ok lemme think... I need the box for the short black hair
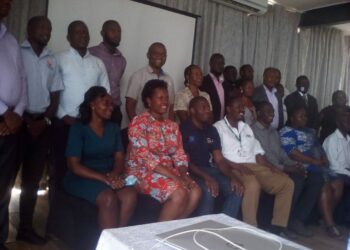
[225,96,242,107]
[288,104,306,120]
[224,65,237,73]
[254,101,272,112]
[239,64,252,72]
[67,20,86,36]
[263,67,276,76]
[141,79,168,108]
[296,75,308,84]
[189,96,208,110]
[209,53,224,63]
[332,90,346,103]
[240,79,254,87]
[27,16,50,31]
[79,86,108,124]
[102,20,119,30]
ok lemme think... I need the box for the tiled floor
[5,185,349,250]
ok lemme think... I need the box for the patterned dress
[126,111,188,202]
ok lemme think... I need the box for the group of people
[1,1,350,249]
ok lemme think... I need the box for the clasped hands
[104,172,125,190]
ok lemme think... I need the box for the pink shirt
[209,73,225,119]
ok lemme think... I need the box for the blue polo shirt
[180,119,221,169]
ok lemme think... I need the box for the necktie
[303,94,308,106]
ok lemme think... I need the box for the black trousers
[0,133,21,244]
[47,118,70,233]
[19,125,50,230]
[289,171,324,222]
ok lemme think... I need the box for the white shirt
[263,85,279,129]
[21,40,63,113]
[214,117,265,163]
[126,65,175,116]
[323,129,350,176]
[56,48,110,118]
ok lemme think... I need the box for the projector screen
[47,0,197,128]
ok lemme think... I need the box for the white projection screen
[47,0,197,128]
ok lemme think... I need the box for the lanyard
[224,117,241,143]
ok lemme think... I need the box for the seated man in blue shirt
[180,96,243,217]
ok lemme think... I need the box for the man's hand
[284,164,307,177]
[4,110,22,133]
[27,119,46,137]
[204,175,219,197]
[0,122,11,136]
[230,176,244,196]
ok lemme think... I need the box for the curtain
[4,0,347,108]
[149,0,347,108]
[4,0,47,42]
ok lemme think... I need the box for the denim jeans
[192,166,241,218]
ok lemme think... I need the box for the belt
[24,112,45,121]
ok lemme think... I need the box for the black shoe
[0,244,8,250]
[289,219,313,237]
[17,229,47,245]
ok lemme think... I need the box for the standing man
[125,42,175,121]
[252,67,284,130]
[0,0,27,249]
[235,64,254,88]
[284,76,318,128]
[18,16,63,245]
[90,20,126,126]
[52,20,109,194]
[200,53,230,123]
[180,96,243,217]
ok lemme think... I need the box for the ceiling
[274,0,349,12]
[274,0,350,34]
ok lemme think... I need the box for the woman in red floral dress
[126,79,202,221]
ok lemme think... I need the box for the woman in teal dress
[64,86,137,229]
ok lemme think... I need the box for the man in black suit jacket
[252,67,284,130]
[200,53,230,123]
[284,76,318,128]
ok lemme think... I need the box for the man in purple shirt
[0,0,28,249]
[90,20,126,126]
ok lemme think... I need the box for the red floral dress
[126,112,188,202]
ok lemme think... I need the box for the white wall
[48,0,196,127]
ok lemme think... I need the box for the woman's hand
[105,172,125,190]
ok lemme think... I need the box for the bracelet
[44,117,52,126]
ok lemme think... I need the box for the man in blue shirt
[180,96,243,217]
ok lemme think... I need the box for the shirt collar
[147,65,165,76]
[0,23,7,39]
[255,121,271,130]
[263,84,276,94]
[298,91,307,97]
[224,116,245,133]
[98,42,122,56]
[209,72,224,83]
[70,47,90,58]
[335,129,350,141]
[21,40,50,58]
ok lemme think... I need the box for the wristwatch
[44,117,52,126]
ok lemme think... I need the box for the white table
[96,214,310,250]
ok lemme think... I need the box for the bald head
[147,42,167,71]
[101,20,121,47]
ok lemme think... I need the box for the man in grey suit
[252,67,284,130]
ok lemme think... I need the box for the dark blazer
[252,84,284,130]
[200,74,231,123]
[284,91,318,128]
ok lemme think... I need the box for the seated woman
[126,79,202,221]
[322,110,350,237]
[174,64,213,123]
[240,79,256,126]
[64,86,137,229]
[279,106,342,237]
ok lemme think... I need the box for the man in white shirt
[19,16,63,245]
[52,20,109,194]
[322,110,350,236]
[214,97,294,236]
[125,42,175,121]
